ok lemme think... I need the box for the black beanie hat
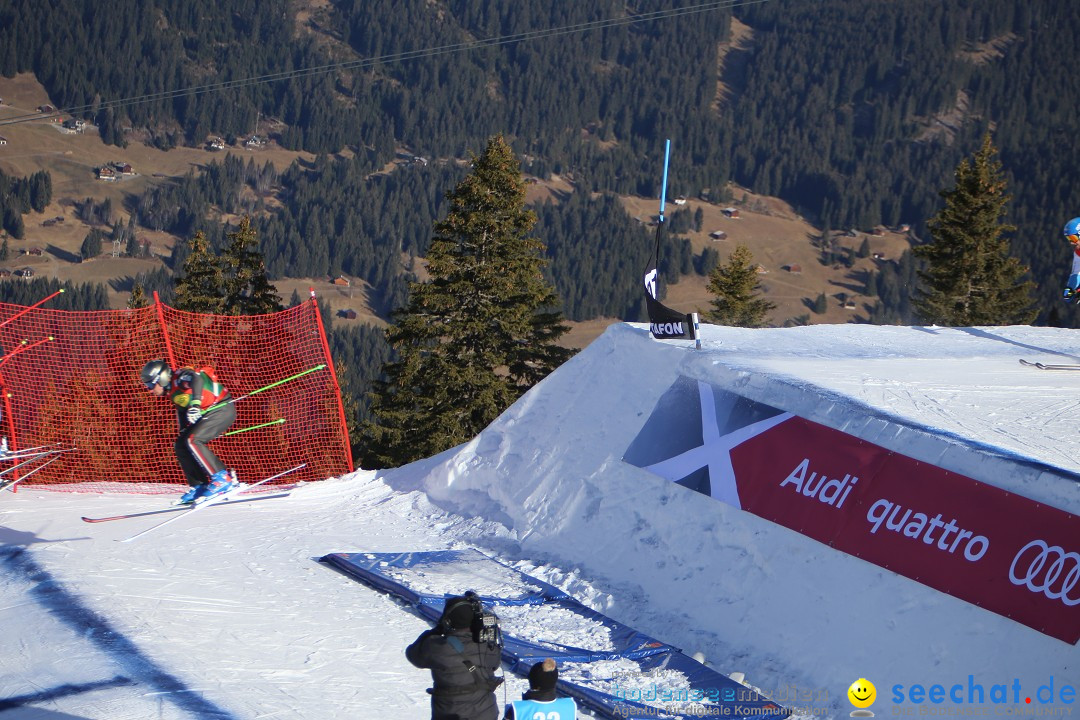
[442,596,475,630]
[528,658,558,691]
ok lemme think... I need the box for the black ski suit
[406,627,502,720]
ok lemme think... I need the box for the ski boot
[177,484,204,505]
[198,469,238,502]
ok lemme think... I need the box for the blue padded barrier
[319,549,788,720]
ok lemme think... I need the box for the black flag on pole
[644,269,697,340]
[643,140,697,342]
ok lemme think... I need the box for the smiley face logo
[848,678,876,709]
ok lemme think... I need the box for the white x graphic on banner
[643,380,792,509]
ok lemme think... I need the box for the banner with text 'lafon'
[623,377,1080,644]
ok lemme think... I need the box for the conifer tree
[80,229,103,260]
[335,357,362,456]
[362,135,571,468]
[127,281,149,309]
[173,231,225,313]
[222,216,281,316]
[914,134,1036,326]
[705,244,775,327]
[128,215,138,252]
[124,225,140,257]
[29,170,51,213]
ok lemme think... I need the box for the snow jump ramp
[384,322,1078,719]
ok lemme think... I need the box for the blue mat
[320,549,788,720]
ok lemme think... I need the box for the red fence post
[310,291,354,473]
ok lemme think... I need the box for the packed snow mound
[388,322,1078,719]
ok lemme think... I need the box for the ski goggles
[1067,233,1080,245]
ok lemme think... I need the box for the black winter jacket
[406,628,503,720]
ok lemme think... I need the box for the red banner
[729,416,1080,644]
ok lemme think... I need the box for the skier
[140,360,238,504]
[406,594,503,720]
[1062,217,1080,303]
[504,658,577,720]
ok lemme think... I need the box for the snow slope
[0,322,1077,720]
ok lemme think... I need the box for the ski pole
[203,364,326,415]
[225,418,286,436]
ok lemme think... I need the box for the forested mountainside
[1,0,1078,323]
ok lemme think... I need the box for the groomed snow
[0,322,1076,720]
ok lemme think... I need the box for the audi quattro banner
[624,377,1080,644]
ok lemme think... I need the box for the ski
[0,455,62,493]
[0,475,24,492]
[82,492,291,523]
[1,441,75,458]
[117,463,306,543]
[0,448,74,478]
[1019,359,1080,370]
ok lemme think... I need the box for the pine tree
[128,215,138,253]
[335,357,362,456]
[80,229,103,260]
[362,135,572,468]
[127,281,149,309]
[705,244,775,327]
[173,231,225,313]
[914,134,1036,326]
[123,221,141,257]
[29,171,51,213]
[222,216,281,316]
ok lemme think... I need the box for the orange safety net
[0,294,353,493]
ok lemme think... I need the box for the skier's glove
[1065,274,1080,304]
[186,406,202,424]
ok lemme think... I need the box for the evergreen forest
[2,0,1080,432]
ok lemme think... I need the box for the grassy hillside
[0,73,912,347]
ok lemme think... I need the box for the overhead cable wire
[0,0,770,128]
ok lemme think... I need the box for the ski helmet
[1064,217,1080,244]
[140,359,172,390]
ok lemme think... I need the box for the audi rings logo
[1009,540,1080,606]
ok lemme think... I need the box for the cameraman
[406,594,503,720]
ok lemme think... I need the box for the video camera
[440,591,503,649]
[465,591,502,649]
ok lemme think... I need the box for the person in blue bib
[505,658,577,720]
